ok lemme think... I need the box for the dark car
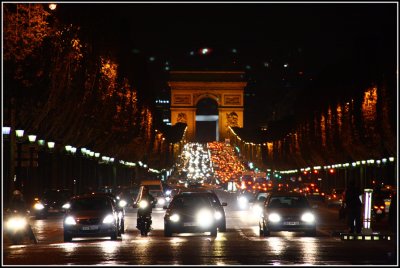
[63,193,121,242]
[164,192,220,237]
[178,189,227,232]
[33,189,72,219]
[259,192,317,237]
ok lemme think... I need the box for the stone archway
[169,71,246,141]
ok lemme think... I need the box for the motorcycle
[5,209,37,244]
[136,199,155,236]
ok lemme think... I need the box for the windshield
[170,195,212,209]
[268,196,310,208]
[71,197,112,211]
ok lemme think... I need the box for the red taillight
[380,206,385,209]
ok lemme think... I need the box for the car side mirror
[163,205,168,209]
[221,202,227,206]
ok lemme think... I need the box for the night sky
[56,2,397,127]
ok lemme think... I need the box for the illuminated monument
[168,71,246,142]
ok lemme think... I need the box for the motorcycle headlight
[119,200,127,207]
[301,212,315,223]
[196,209,213,227]
[65,216,76,225]
[7,217,27,230]
[103,214,115,224]
[268,213,281,223]
[62,203,71,209]
[34,202,45,210]
[165,190,172,196]
[165,196,171,202]
[214,211,222,220]
[158,198,166,205]
[238,196,248,209]
[170,214,180,222]
[139,200,148,209]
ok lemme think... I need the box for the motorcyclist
[8,190,38,244]
[136,186,156,231]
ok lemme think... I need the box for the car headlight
[214,211,222,220]
[6,217,27,230]
[34,202,45,210]
[252,204,263,216]
[268,213,281,223]
[170,214,180,222]
[158,198,166,205]
[196,209,214,227]
[62,203,70,209]
[139,200,149,209]
[103,214,115,224]
[64,216,76,225]
[119,200,127,207]
[301,212,315,223]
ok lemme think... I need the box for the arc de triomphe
[168,71,247,141]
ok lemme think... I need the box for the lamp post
[15,129,25,191]
[47,141,55,188]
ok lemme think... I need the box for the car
[178,189,227,232]
[63,193,121,242]
[259,192,317,237]
[163,192,220,237]
[33,189,73,219]
[325,188,344,207]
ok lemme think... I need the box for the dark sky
[56,2,397,126]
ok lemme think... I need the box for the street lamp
[28,135,37,143]
[3,126,11,135]
[49,3,57,10]
[16,129,24,139]
[47,141,55,150]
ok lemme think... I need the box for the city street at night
[2,1,398,267]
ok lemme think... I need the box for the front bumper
[64,224,117,238]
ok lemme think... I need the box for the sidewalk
[331,217,397,237]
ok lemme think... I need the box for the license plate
[183,222,197,227]
[48,208,59,213]
[283,221,299,225]
[376,210,382,214]
[82,225,99,230]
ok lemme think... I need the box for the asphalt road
[3,190,397,265]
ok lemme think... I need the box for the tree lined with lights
[4,3,157,163]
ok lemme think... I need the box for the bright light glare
[196,209,213,227]
[65,216,76,225]
[119,200,127,207]
[268,213,281,223]
[34,203,45,210]
[103,214,115,224]
[62,203,71,209]
[301,212,315,223]
[170,214,180,222]
[7,217,27,230]
[139,200,149,209]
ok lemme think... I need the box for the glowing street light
[49,3,57,10]
[15,129,24,138]
[28,135,37,143]
[47,141,55,149]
